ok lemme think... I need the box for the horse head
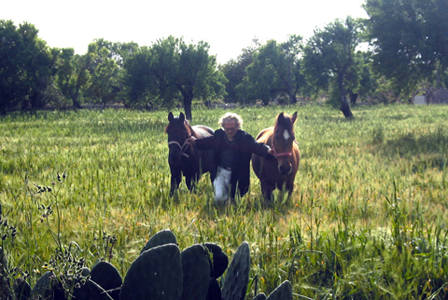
[166,112,193,167]
[272,112,298,175]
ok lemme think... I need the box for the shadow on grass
[372,126,448,171]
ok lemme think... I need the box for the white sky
[2,0,368,64]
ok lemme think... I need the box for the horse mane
[185,120,196,138]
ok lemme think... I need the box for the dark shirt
[196,129,270,198]
[219,138,236,170]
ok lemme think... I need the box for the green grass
[1,104,448,299]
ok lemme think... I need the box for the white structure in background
[413,89,448,105]
[414,95,427,105]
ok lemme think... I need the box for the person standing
[190,112,274,204]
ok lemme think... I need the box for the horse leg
[186,171,200,193]
[170,171,182,197]
[261,180,274,203]
[285,180,294,199]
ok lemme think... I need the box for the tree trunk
[72,92,82,109]
[340,96,354,119]
[183,95,193,121]
[288,90,297,104]
[349,92,358,104]
[338,74,354,119]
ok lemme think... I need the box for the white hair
[218,112,243,129]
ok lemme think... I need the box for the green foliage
[55,46,95,108]
[176,39,227,120]
[124,37,227,120]
[0,20,55,112]
[303,17,363,117]
[84,41,121,105]
[364,0,448,93]
[240,36,305,105]
[219,44,256,103]
[0,105,448,299]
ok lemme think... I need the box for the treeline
[1,0,447,119]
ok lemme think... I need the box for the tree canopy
[364,0,448,93]
[0,20,55,112]
[303,17,363,118]
[2,4,448,116]
[239,35,305,105]
[124,36,226,120]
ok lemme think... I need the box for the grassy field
[1,104,448,299]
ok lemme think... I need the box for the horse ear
[179,112,185,122]
[291,111,298,124]
[168,112,174,122]
[277,112,285,123]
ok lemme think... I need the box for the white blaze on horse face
[283,129,290,141]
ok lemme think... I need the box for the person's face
[223,119,238,140]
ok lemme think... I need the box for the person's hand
[266,147,276,160]
[186,136,196,145]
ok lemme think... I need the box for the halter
[272,145,292,158]
[271,137,298,158]
[168,139,191,158]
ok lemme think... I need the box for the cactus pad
[221,241,250,300]
[73,278,114,300]
[180,244,211,300]
[206,278,222,300]
[140,229,177,254]
[266,280,292,300]
[120,243,183,300]
[252,293,267,300]
[90,261,122,300]
[14,278,31,300]
[31,271,53,299]
[204,242,228,279]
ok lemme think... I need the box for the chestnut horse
[165,112,214,196]
[252,112,300,202]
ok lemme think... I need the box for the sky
[2,0,368,65]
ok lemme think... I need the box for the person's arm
[245,133,272,157]
[195,135,215,150]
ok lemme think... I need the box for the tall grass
[1,104,448,299]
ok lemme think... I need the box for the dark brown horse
[165,112,214,196]
[252,112,300,202]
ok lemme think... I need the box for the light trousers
[213,167,232,203]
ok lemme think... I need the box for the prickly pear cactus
[252,293,267,300]
[206,278,221,300]
[73,278,114,300]
[120,243,183,300]
[0,247,7,271]
[181,244,211,300]
[80,267,91,277]
[14,278,31,300]
[266,280,292,300]
[90,261,122,300]
[31,271,53,299]
[140,229,177,254]
[204,243,228,279]
[221,241,250,300]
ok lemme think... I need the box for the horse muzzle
[278,164,292,175]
